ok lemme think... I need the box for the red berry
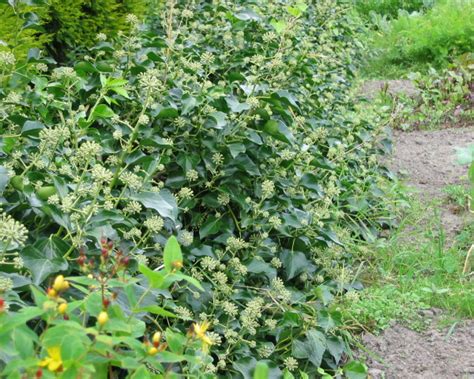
[35,369,43,379]
[102,298,111,308]
[107,240,114,249]
[121,256,130,266]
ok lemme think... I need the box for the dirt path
[360,107,474,378]
[390,128,474,240]
[361,80,474,379]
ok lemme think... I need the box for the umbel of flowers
[0,0,392,377]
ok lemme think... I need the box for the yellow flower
[192,321,213,353]
[39,346,63,372]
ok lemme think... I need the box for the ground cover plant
[0,0,397,378]
[379,63,473,130]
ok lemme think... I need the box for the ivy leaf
[263,120,294,144]
[200,216,223,238]
[21,120,44,136]
[234,9,261,21]
[22,238,69,285]
[292,330,327,368]
[228,143,246,158]
[131,189,178,222]
[157,107,179,119]
[163,236,183,273]
[92,104,116,119]
[207,111,227,129]
[280,250,309,280]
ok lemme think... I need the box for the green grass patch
[340,196,474,333]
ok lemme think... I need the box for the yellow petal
[39,357,51,367]
[48,359,62,372]
[201,335,213,346]
[47,346,62,361]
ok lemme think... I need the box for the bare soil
[389,127,474,239]
[360,79,419,99]
[362,316,474,379]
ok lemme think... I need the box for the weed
[341,196,474,334]
[444,184,470,211]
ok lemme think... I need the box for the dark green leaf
[263,120,294,144]
[21,238,69,285]
[131,190,178,222]
[292,329,326,368]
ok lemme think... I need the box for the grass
[360,0,474,78]
[340,193,474,334]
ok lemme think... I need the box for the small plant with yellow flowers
[0,237,210,377]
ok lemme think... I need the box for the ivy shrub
[0,0,392,377]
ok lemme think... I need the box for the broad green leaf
[263,120,294,144]
[280,250,310,280]
[130,366,151,379]
[200,216,223,238]
[0,307,44,334]
[21,120,44,136]
[131,190,178,222]
[21,238,69,285]
[166,329,186,353]
[42,323,90,364]
[228,143,246,158]
[92,104,115,119]
[163,236,183,273]
[344,361,368,379]
[167,272,204,291]
[292,329,326,368]
[139,264,165,289]
[157,107,179,119]
[254,362,269,379]
[234,9,261,21]
[134,305,176,318]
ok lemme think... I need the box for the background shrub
[353,0,430,19]
[0,0,148,62]
[367,0,474,73]
[0,2,50,60]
